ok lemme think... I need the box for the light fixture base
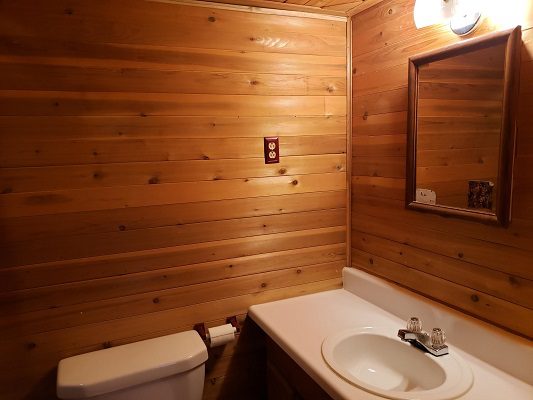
[450,10,482,36]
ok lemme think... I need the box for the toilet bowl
[57,330,208,400]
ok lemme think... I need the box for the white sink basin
[322,327,473,400]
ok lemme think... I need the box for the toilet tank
[57,330,208,400]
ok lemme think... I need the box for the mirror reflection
[415,43,505,212]
[407,27,521,225]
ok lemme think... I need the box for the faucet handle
[431,328,446,348]
[407,317,422,332]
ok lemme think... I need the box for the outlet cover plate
[264,137,279,164]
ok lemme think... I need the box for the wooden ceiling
[186,0,385,16]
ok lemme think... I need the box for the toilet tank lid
[56,330,208,399]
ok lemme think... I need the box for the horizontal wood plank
[0,64,346,96]
[1,208,346,267]
[0,115,346,141]
[1,134,346,167]
[352,250,533,337]
[0,91,346,117]
[0,0,347,56]
[1,191,346,242]
[0,262,343,338]
[0,244,346,314]
[0,154,347,193]
[0,172,346,217]
[0,226,347,290]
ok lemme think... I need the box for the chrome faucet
[397,317,449,357]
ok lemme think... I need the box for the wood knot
[140,112,147,117]
[202,155,210,160]
[352,68,357,74]
[1,187,12,194]
[458,252,464,258]
[279,168,287,175]
[208,16,216,22]
[362,112,369,120]
[508,276,520,287]
[65,8,74,15]
[261,282,267,288]
[369,258,374,265]
[118,225,126,231]
[148,176,160,184]
[470,294,479,302]
[26,342,37,350]
[153,297,160,304]
[93,171,103,180]
[53,101,59,107]
[327,86,335,93]
[228,264,233,268]
[388,8,393,14]
[291,179,298,186]
[296,269,302,274]
[336,165,342,170]
[92,151,99,156]
[250,80,259,85]
[249,37,256,41]
[103,341,112,349]
[262,224,267,228]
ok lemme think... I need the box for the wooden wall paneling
[0,1,347,55]
[1,135,347,167]
[1,208,347,267]
[0,154,347,193]
[0,226,347,291]
[0,64,347,95]
[351,0,533,338]
[351,230,533,308]
[0,191,346,242]
[0,262,344,339]
[0,0,348,398]
[352,248,533,337]
[0,172,346,218]
[0,40,348,75]
[0,244,346,314]
[352,194,533,251]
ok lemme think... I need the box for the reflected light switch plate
[416,188,436,205]
[264,137,279,164]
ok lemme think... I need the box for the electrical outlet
[264,137,279,164]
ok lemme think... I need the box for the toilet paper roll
[207,323,236,348]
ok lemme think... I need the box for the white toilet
[56,330,208,400]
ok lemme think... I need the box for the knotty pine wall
[351,0,533,338]
[0,1,348,398]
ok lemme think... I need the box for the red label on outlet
[264,137,279,164]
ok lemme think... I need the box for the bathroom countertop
[249,268,533,400]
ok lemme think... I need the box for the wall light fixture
[414,0,483,35]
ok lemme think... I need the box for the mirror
[406,27,522,226]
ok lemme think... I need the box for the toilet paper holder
[194,315,241,342]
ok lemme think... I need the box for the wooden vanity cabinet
[266,337,334,400]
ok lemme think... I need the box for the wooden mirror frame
[406,26,522,226]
